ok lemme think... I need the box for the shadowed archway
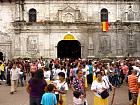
[57,40,81,59]
[0,52,3,61]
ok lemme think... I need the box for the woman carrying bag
[91,71,109,105]
[53,72,68,105]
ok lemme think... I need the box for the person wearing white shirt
[53,72,68,105]
[132,65,140,76]
[82,65,88,89]
[85,64,89,75]
[91,71,108,105]
[38,62,42,69]
[53,66,61,80]
[44,67,51,84]
[10,64,20,94]
[101,70,113,91]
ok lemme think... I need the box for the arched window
[101,8,108,22]
[29,8,37,22]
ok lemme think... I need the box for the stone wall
[0,3,15,60]
[0,1,140,59]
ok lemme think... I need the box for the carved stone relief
[56,5,82,22]
[99,35,111,55]
[27,36,39,54]
[121,5,137,21]
[127,28,137,54]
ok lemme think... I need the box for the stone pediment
[55,6,83,22]
[62,5,75,12]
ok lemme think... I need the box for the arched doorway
[0,52,3,61]
[57,40,81,59]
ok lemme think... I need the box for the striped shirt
[128,74,138,93]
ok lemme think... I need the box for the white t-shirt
[54,80,68,95]
[10,68,20,80]
[93,68,100,76]
[138,76,140,83]
[38,63,42,69]
[44,71,51,80]
[53,68,61,80]
[73,97,84,105]
[91,80,107,97]
[132,66,140,76]
[102,75,110,89]
[82,68,87,77]
[85,65,89,75]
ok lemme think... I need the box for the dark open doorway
[57,40,81,59]
[0,52,3,61]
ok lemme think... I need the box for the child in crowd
[73,91,84,105]
[41,84,57,105]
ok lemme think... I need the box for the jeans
[30,96,41,105]
[0,71,6,80]
[112,77,120,87]
[6,73,11,85]
[19,74,24,86]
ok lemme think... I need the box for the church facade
[0,0,140,60]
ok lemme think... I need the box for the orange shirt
[128,74,138,93]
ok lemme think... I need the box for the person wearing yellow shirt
[0,62,6,81]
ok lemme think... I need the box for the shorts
[131,93,138,104]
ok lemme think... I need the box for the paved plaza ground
[0,81,129,105]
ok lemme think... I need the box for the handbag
[100,89,109,99]
[100,80,109,99]
[58,82,66,105]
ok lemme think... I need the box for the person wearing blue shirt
[41,84,57,105]
[87,61,93,85]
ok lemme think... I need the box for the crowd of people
[0,57,140,105]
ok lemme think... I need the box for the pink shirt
[121,65,128,75]
[70,68,74,77]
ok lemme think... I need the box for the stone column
[58,10,62,21]
[15,0,21,21]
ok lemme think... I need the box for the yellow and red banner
[102,21,109,32]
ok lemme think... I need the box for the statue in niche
[127,5,135,21]
[128,10,134,21]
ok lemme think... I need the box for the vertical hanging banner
[101,8,109,32]
[102,21,109,32]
